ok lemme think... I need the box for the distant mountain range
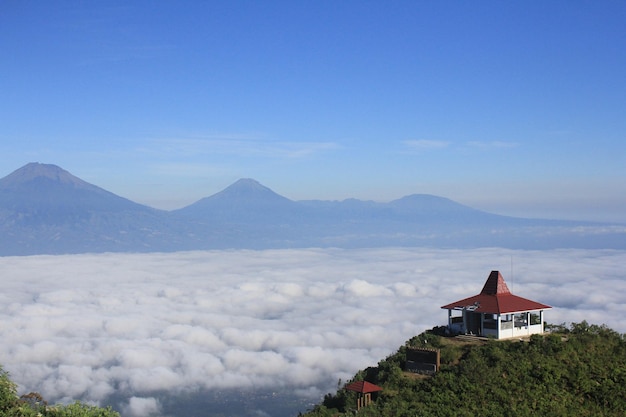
[1,163,624,255]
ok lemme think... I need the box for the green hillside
[301,322,626,417]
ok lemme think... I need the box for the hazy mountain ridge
[1,163,624,255]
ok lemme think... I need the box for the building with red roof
[345,381,382,410]
[441,270,551,339]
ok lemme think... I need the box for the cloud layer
[1,248,625,416]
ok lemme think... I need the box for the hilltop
[302,322,626,417]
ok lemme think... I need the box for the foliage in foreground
[303,322,626,417]
[0,369,119,417]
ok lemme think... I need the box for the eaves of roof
[441,293,551,314]
[345,380,383,394]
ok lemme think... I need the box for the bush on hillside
[0,366,119,417]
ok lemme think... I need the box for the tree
[0,366,19,413]
[0,365,120,417]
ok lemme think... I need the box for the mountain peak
[0,162,150,216]
[173,178,295,219]
[0,162,90,189]
[214,178,292,202]
[229,178,266,190]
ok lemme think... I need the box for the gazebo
[441,270,551,339]
[345,380,383,410]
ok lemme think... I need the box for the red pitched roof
[345,380,383,393]
[480,270,511,295]
[440,271,551,314]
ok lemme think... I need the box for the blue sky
[1,1,625,222]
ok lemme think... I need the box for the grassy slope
[302,322,626,417]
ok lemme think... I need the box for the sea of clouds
[1,248,625,416]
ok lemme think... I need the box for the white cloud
[146,136,339,159]
[0,248,624,416]
[403,139,450,150]
[122,397,162,417]
[467,140,519,149]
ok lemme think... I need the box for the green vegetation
[302,322,626,417]
[0,367,119,417]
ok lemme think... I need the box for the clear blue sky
[1,1,625,222]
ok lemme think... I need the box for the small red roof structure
[345,380,383,394]
[345,380,383,410]
[440,270,551,314]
